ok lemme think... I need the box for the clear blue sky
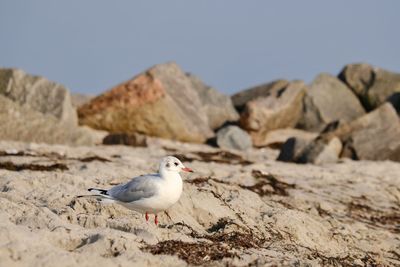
[1,1,399,95]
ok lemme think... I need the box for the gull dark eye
[174,162,179,166]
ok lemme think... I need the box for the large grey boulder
[285,103,400,163]
[328,103,400,161]
[297,73,365,132]
[187,74,239,129]
[216,125,252,151]
[277,137,313,163]
[387,93,400,114]
[261,128,318,149]
[0,95,103,145]
[0,68,77,126]
[339,63,400,111]
[237,80,306,146]
[337,63,374,107]
[78,62,214,143]
[103,132,147,147]
[231,79,289,111]
[277,136,342,165]
[298,137,342,165]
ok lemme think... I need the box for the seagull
[85,156,193,225]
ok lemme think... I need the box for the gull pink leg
[154,215,158,225]
[145,212,149,222]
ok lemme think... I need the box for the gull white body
[119,171,183,214]
[86,156,192,224]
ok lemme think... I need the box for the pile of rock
[230,63,399,163]
[1,62,399,163]
[232,80,306,146]
[276,64,400,164]
[0,68,105,146]
[1,140,399,266]
[77,62,241,147]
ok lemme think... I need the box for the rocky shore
[0,140,399,266]
[0,62,400,266]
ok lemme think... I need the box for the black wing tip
[88,188,108,195]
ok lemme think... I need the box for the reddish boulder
[236,80,306,146]
[78,62,213,143]
[339,63,400,110]
[297,73,365,132]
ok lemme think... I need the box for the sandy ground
[0,139,399,266]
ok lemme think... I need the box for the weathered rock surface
[238,81,306,146]
[0,68,77,126]
[0,140,399,266]
[231,79,289,111]
[277,136,310,163]
[299,137,342,164]
[339,63,400,110]
[71,93,93,108]
[327,103,400,161]
[0,95,104,146]
[297,73,365,132]
[78,62,213,143]
[337,63,374,106]
[188,74,239,129]
[103,133,148,147]
[277,135,342,165]
[388,92,400,114]
[216,125,252,151]
[254,128,318,148]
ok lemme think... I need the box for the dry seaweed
[206,231,265,250]
[186,176,231,187]
[250,170,295,196]
[186,177,211,186]
[389,250,400,262]
[172,150,253,165]
[76,156,111,162]
[187,173,295,197]
[347,201,400,233]
[239,181,276,197]
[195,151,253,165]
[207,217,233,233]
[237,170,295,196]
[0,150,110,163]
[0,150,64,158]
[315,204,333,218]
[0,161,68,171]
[145,219,265,265]
[0,151,32,157]
[143,240,235,265]
[308,250,381,267]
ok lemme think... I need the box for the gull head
[159,156,193,173]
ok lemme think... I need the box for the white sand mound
[0,140,399,266]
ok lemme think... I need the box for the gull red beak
[181,167,193,173]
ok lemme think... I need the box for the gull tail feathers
[77,188,115,204]
[88,188,108,195]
